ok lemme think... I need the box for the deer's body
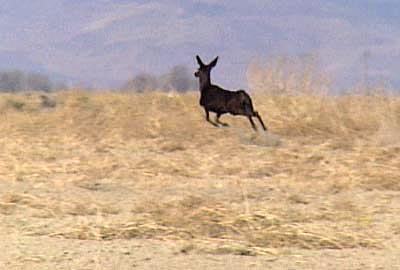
[195,55,267,131]
[200,86,252,115]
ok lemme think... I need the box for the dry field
[0,90,400,269]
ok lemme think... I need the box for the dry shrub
[50,196,379,252]
[266,94,400,139]
[360,168,400,191]
[246,57,400,140]
[247,54,331,96]
[0,92,57,113]
[0,202,17,215]
[1,88,398,142]
[238,129,282,147]
[1,193,46,209]
[0,89,396,256]
[374,114,400,146]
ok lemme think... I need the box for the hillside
[0,91,399,269]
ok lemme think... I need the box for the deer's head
[194,55,218,84]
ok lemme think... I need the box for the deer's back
[200,85,252,115]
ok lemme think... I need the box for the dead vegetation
[0,88,399,263]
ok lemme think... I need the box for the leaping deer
[194,55,267,131]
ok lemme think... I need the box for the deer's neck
[199,75,211,91]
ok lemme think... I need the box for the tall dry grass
[247,55,400,144]
[0,66,399,257]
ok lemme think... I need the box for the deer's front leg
[215,113,229,127]
[205,109,218,127]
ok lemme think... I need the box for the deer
[194,55,267,131]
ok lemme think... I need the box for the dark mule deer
[194,55,267,131]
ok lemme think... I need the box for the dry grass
[0,89,399,259]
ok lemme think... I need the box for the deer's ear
[196,55,205,67]
[209,56,218,68]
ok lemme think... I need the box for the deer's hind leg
[248,116,257,130]
[254,111,267,131]
[215,113,229,127]
[205,109,218,127]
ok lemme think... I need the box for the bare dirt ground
[0,91,400,269]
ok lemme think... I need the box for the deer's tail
[238,90,255,116]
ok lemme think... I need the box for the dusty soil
[0,91,400,269]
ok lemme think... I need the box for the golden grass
[0,90,399,256]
